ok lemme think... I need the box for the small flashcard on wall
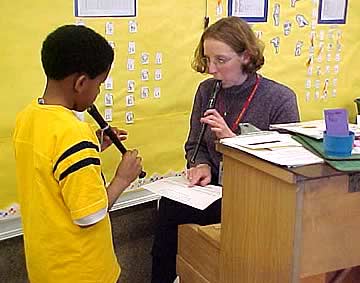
[333,78,337,87]
[127,58,135,71]
[125,111,134,124]
[104,77,113,90]
[273,3,280,26]
[128,20,138,33]
[216,0,223,18]
[154,69,162,81]
[105,22,114,35]
[104,93,113,106]
[141,69,149,81]
[296,14,308,28]
[141,87,150,99]
[315,90,320,100]
[283,21,292,36]
[154,87,161,98]
[141,52,150,65]
[294,41,303,56]
[128,41,136,54]
[291,0,298,7]
[126,94,135,106]
[326,53,331,62]
[155,52,163,65]
[307,66,313,76]
[325,65,330,74]
[104,108,113,122]
[127,80,135,92]
[270,37,280,54]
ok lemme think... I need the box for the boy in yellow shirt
[13,25,142,283]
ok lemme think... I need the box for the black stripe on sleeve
[59,157,100,181]
[53,141,99,173]
[101,172,107,186]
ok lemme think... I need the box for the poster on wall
[318,0,348,24]
[74,0,137,17]
[228,0,268,22]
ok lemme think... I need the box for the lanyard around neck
[231,74,261,131]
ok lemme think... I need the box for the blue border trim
[228,0,268,23]
[74,0,137,18]
[318,0,348,24]
[74,0,79,17]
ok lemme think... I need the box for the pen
[248,140,281,146]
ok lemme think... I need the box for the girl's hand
[200,109,236,139]
[186,164,211,186]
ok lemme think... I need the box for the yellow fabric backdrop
[0,0,360,213]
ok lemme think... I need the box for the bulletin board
[0,0,360,223]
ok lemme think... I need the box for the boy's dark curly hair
[41,25,114,80]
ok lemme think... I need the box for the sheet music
[221,132,323,167]
[141,176,222,210]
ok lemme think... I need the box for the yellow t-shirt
[13,100,120,283]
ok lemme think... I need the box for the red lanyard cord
[231,74,261,132]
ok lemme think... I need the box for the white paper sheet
[270,120,360,140]
[226,131,301,149]
[75,0,136,17]
[231,0,266,18]
[320,0,347,21]
[141,176,222,210]
[221,132,323,167]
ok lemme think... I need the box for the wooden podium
[177,143,360,283]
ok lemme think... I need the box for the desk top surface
[217,143,350,183]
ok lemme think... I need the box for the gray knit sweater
[184,73,300,184]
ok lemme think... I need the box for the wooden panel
[178,224,220,283]
[301,176,360,277]
[198,224,221,249]
[217,143,296,184]
[300,273,327,283]
[219,154,299,283]
[177,255,210,283]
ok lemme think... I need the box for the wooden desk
[177,143,360,283]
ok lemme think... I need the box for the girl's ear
[73,74,88,93]
[240,50,251,65]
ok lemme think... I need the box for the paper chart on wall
[75,0,136,17]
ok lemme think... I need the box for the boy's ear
[73,74,88,93]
